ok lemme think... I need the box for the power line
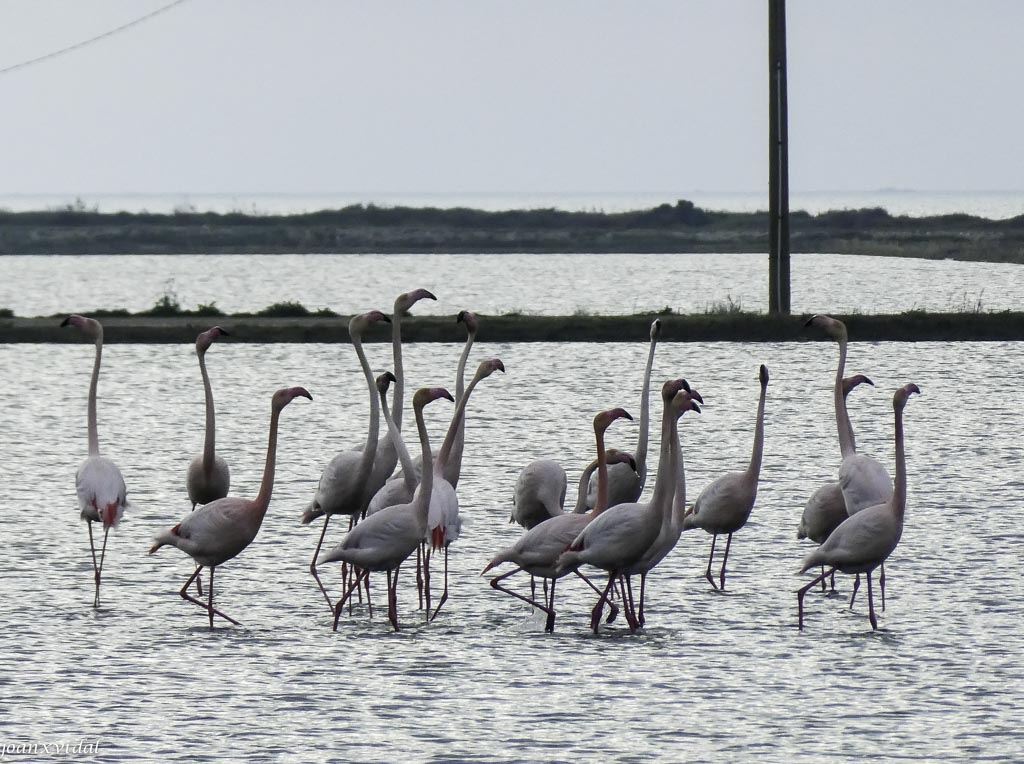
[0,0,190,77]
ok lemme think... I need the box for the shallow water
[0,337,1020,761]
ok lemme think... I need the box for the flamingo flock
[62,304,919,634]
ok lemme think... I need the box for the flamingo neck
[414,404,434,527]
[87,338,102,457]
[449,328,476,482]
[253,406,283,514]
[381,390,416,492]
[198,350,217,471]
[670,409,686,528]
[834,336,855,458]
[633,333,657,483]
[893,406,907,522]
[353,333,380,490]
[747,383,767,479]
[436,372,480,475]
[391,310,405,431]
[572,458,601,513]
[647,397,676,517]
[588,427,611,517]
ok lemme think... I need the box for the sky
[1,1,1022,196]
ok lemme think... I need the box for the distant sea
[1,190,1022,219]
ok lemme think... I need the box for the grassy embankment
[2,200,1021,341]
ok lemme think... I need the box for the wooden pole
[768,0,791,314]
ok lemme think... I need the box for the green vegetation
[1,200,1023,263]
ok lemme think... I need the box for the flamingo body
[512,460,567,528]
[76,455,127,527]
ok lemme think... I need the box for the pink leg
[387,566,400,631]
[488,567,555,632]
[622,575,639,631]
[638,572,648,626]
[797,567,833,630]
[573,570,620,624]
[590,575,617,634]
[308,516,334,612]
[429,545,450,622]
[718,533,733,590]
[849,574,861,609]
[705,534,719,590]
[867,570,878,630]
[178,566,239,626]
[332,568,366,631]
[879,562,887,611]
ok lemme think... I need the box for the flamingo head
[413,386,454,411]
[804,314,847,342]
[673,389,701,416]
[650,318,662,340]
[593,407,633,434]
[893,383,921,410]
[759,364,770,387]
[61,314,103,343]
[376,371,397,395]
[349,310,391,337]
[842,373,874,397]
[457,309,479,334]
[661,378,689,403]
[196,325,229,354]
[273,386,313,410]
[395,288,437,316]
[474,358,505,380]
[605,448,638,474]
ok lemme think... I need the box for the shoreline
[2,202,1023,263]
[5,312,1022,343]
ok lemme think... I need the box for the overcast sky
[1,1,1022,196]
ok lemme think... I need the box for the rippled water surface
[1,338,1021,761]
[1,252,1021,318]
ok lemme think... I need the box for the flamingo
[483,408,636,632]
[320,387,453,631]
[365,373,418,518]
[586,318,661,509]
[442,309,478,489]
[798,374,874,592]
[62,314,128,608]
[807,315,894,603]
[681,364,769,591]
[423,358,506,620]
[186,326,231,510]
[797,383,920,631]
[370,288,437,491]
[511,460,568,529]
[629,384,703,626]
[150,386,312,628]
[556,379,695,633]
[301,310,391,610]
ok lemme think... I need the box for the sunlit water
[1,338,1021,761]
[1,251,1021,318]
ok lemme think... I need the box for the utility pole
[768,0,791,314]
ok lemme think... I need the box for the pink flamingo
[186,326,231,510]
[62,314,128,608]
[482,407,635,632]
[150,386,312,628]
[301,310,390,611]
[797,383,920,631]
[320,387,453,631]
[681,365,769,591]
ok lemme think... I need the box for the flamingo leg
[429,545,450,622]
[178,566,239,626]
[718,533,733,590]
[622,575,639,631]
[879,562,886,611]
[590,575,617,634]
[849,574,861,609]
[387,566,400,631]
[637,572,648,627]
[867,570,878,630]
[705,534,720,590]
[415,545,424,610]
[86,520,108,608]
[364,569,372,619]
[308,515,334,612]
[819,564,827,592]
[332,568,366,631]
[572,570,620,624]
[488,567,555,632]
[797,567,833,630]
[422,544,433,617]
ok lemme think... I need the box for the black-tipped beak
[691,402,701,414]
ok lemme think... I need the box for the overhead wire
[0,0,190,77]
